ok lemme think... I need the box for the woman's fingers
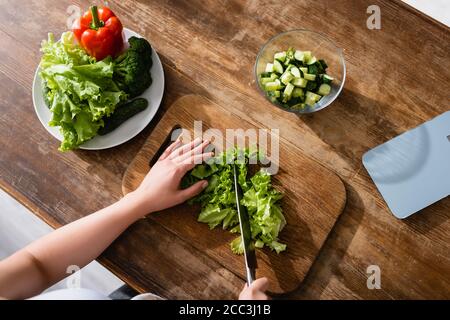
[179,152,214,172]
[178,180,209,202]
[159,139,182,161]
[169,138,202,160]
[176,139,210,163]
[250,277,269,292]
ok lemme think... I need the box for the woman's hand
[239,277,270,300]
[128,138,213,216]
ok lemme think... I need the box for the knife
[232,163,257,285]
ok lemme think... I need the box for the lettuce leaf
[183,148,287,254]
[39,32,127,151]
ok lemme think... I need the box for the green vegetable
[305,91,322,106]
[273,60,284,74]
[39,32,127,151]
[98,98,148,135]
[42,80,52,108]
[317,83,331,96]
[113,36,153,98]
[274,51,286,62]
[259,48,333,110]
[182,149,287,254]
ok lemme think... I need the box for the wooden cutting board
[122,95,346,294]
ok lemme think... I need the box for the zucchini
[99,98,148,135]
[265,63,274,73]
[318,83,331,96]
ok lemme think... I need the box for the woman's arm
[0,138,212,299]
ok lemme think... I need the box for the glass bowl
[255,29,346,114]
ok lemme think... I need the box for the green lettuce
[182,148,287,254]
[39,32,127,151]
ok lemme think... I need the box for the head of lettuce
[39,32,127,151]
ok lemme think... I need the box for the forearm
[0,192,146,299]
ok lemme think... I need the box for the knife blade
[232,163,257,285]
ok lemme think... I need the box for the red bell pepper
[72,6,124,61]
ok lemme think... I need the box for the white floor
[0,1,448,299]
[0,188,124,297]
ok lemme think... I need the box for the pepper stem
[90,6,102,30]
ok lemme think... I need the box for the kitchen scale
[363,111,450,219]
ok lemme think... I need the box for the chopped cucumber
[294,50,305,62]
[273,60,284,74]
[319,59,328,70]
[306,81,317,91]
[258,48,333,109]
[274,51,286,62]
[268,90,281,98]
[270,73,279,80]
[265,79,281,91]
[282,83,295,102]
[291,103,306,110]
[308,64,319,75]
[307,56,317,65]
[290,66,301,78]
[280,71,294,85]
[304,73,316,81]
[322,74,334,84]
[284,48,295,66]
[299,67,308,73]
[303,51,312,62]
[305,91,322,106]
[318,83,331,96]
[292,87,304,98]
[260,77,273,85]
[292,78,308,88]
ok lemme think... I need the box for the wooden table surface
[0,0,449,299]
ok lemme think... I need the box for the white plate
[32,28,165,150]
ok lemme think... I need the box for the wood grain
[122,95,346,294]
[0,0,449,299]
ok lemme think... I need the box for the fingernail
[202,181,208,189]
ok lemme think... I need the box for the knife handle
[247,268,256,286]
